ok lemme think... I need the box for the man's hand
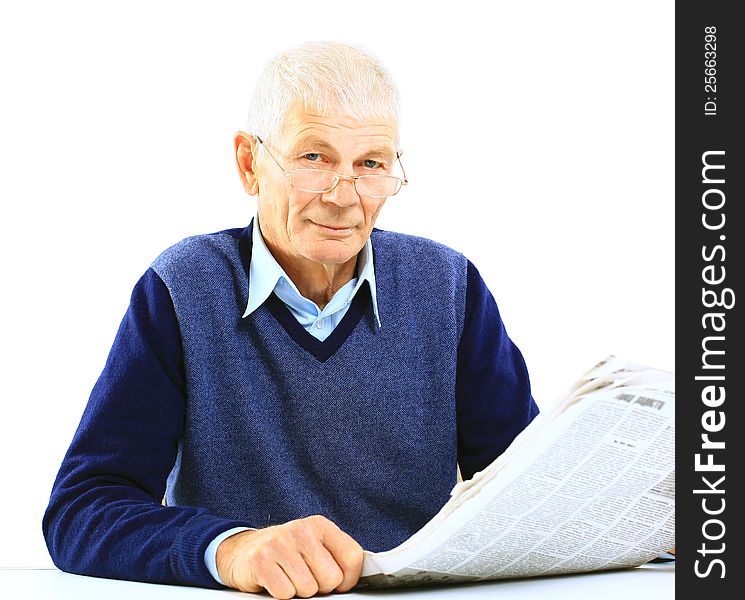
[216,515,364,599]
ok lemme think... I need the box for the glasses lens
[356,176,402,198]
[289,170,403,198]
[290,170,336,192]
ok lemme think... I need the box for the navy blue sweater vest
[152,227,466,553]
[43,222,537,589]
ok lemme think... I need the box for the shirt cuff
[204,526,255,585]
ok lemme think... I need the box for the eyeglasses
[255,135,408,199]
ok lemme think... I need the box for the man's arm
[455,260,539,479]
[42,268,364,597]
[42,269,254,588]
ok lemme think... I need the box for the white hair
[245,41,400,147]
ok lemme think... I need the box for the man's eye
[303,153,321,162]
[363,159,381,169]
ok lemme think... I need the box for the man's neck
[257,226,357,309]
[279,257,357,310]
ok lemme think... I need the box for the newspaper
[357,355,675,588]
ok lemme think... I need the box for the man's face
[252,108,398,269]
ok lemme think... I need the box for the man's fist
[216,515,364,599]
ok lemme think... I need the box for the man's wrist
[204,526,254,585]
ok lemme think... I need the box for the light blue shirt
[243,215,382,340]
[205,216,381,584]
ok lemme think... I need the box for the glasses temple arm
[396,152,408,185]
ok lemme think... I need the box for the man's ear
[234,131,260,196]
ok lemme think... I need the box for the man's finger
[321,527,364,592]
[277,553,320,598]
[257,562,297,600]
[300,542,344,594]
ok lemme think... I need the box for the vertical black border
[677,3,743,596]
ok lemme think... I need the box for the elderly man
[43,41,537,599]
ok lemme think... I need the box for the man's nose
[322,175,360,207]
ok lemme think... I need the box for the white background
[0,1,674,567]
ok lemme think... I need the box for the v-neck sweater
[43,222,538,589]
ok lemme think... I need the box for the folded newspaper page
[357,355,675,588]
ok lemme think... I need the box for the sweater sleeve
[42,268,254,589]
[455,260,540,480]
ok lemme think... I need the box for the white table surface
[1,563,673,599]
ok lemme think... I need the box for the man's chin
[302,240,360,266]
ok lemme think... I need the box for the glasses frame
[254,135,408,199]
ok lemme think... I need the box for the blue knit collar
[236,219,380,361]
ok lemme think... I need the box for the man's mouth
[311,221,356,232]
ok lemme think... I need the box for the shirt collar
[242,215,381,328]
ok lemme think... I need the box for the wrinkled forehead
[276,103,399,156]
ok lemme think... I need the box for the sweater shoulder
[371,228,467,269]
[150,229,242,282]
[371,229,469,331]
